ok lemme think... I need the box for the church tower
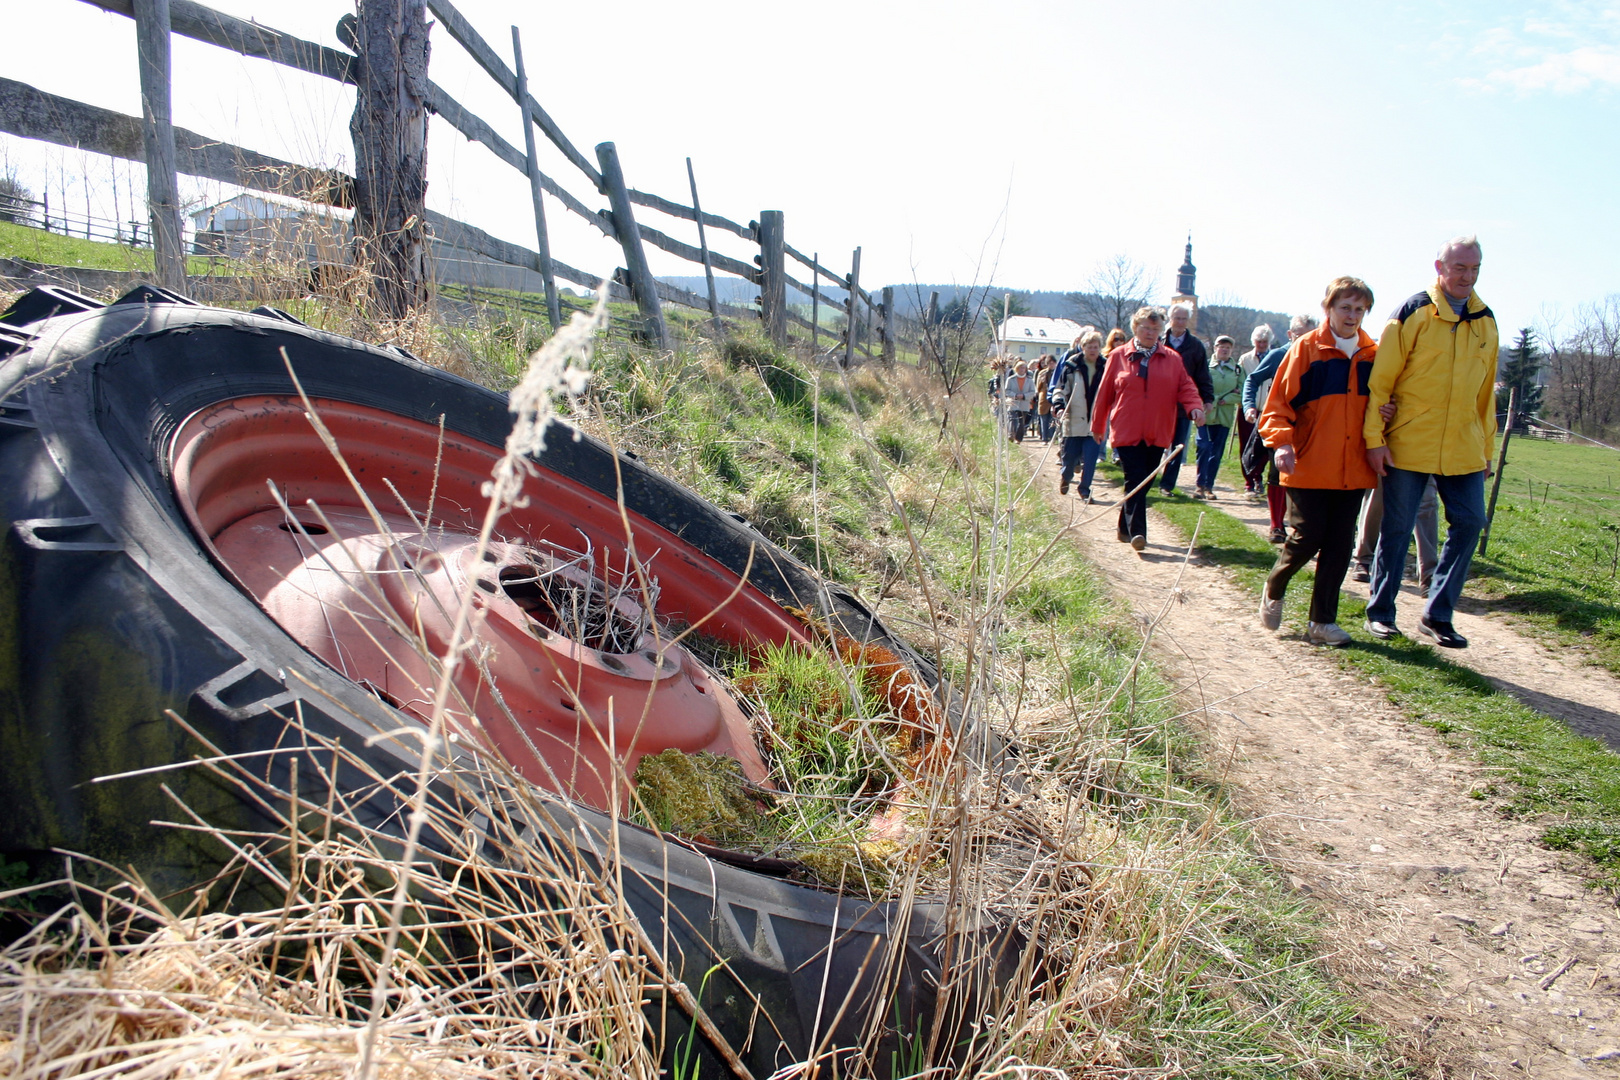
[1171,233,1198,330]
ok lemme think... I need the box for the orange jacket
[1257,324,1378,490]
[1091,342,1205,448]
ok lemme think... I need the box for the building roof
[189,191,354,226]
[997,316,1085,348]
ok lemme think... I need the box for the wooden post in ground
[881,285,894,366]
[595,141,667,349]
[1479,385,1518,557]
[510,27,560,332]
[685,157,722,340]
[842,246,861,369]
[133,0,185,293]
[756,210,786,346]
[810,252,819,353]
[350,0,430,318]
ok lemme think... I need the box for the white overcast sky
[4,0,1618,333]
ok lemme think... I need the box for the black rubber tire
[0,289,1014,1077]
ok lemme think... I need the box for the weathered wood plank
[82,0,355,83]
[635,221,756,282]
[843,246,861,368]
[626,187,753,240]
[0,76,355,206]
[780,269,845,314]
[420,0,601,187]
[685,158,722,337]
[653,277,753,321]
[784,241,850,289]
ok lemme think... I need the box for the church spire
[1176,233,1196,298]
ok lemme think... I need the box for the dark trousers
[1117,443,1163,540]
[1060,434,1101,496]
[1195,424,1230,490]
[1265,487,1367,624]
[1008,410,1031,442]
[1235,413,1265,490]
[1160,413,1192,492]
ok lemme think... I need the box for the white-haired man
[1235,324,1273,500]
[1363,236,1498,648]
[1159,303,1214,495]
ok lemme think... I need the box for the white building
[995,316,1085,360]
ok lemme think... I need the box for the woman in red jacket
[1091,306,1205,551]
[1256,277,1378,646]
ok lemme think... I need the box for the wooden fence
[2,0,894,361]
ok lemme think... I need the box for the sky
[3,0,1618,335]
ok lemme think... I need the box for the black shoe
[1131,534,1147,552]
[1269,528,1287,544]
[1117,527,1131,543]
[1351,563,1370,583]
[1365,619,1402,640]
[1418,617,1467,648]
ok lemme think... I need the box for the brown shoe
[1059,478,1069,495]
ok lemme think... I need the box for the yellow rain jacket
[1362,282,1499,475]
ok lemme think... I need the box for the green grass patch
[1149,475,1620,880]
[0,220,228,276]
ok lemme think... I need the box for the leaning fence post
[685,157,722,341]
[595,141,668,349]
[511,27,561,332]
[1479,385,1517,557]
[881,285,894,366]
[134,0,185,293]
[842,246,861,369]
[756,211,786,346]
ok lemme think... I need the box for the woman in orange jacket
[1255,277,1379,646]
[1091,306,1205,551]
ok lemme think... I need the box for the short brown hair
[1078,329,1104,349]
[1322,276,1374,312]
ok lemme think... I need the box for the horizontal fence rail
[31,0,894,359]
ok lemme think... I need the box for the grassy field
[1146,464,1620,881]
[0,220,228,276]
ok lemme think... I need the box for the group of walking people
[994,235,1499,651]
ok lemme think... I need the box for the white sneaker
[1306,621,1352,647]
[1258,592,1283,631]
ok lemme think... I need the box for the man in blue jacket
[1160,303,1214,495]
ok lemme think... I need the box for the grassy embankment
[568,330,1404,1075]
[0,257,1406,1074]
[1136,442,1620,878]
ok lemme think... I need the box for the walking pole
[1478,386,1517,557]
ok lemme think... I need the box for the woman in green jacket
[1195,335,1244,499]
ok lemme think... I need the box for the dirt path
[1206,476,1620,750]
[1022,444,1620,1076]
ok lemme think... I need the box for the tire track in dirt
[1022,443,1620,1076]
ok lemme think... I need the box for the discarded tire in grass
[0,287,1018,1076]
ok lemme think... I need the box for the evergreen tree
[1500,327,1545,419]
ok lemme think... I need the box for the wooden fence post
[595,141,667,349]
[842,246,861,369]
[756,210,786,347]
[810,252,819,353]
[685,157,722,340]
[510,27,560,331]
[881,285,894,366]
[133,0,185,293]
[1479,385,1517,557]
[350,0,430,318]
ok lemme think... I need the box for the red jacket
[1257,324,1378,490]
[1091,342,1204,448]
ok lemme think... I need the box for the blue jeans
[1161,413,1192,492]
[1060,434,1101,496]
[1195,424,1230,490]
[1367,466,1487,625]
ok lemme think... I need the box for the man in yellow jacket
[1362,236,1498,649]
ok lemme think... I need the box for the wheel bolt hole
[280,521,328,535]
[475,579,496,593]
[599,654,627,673]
